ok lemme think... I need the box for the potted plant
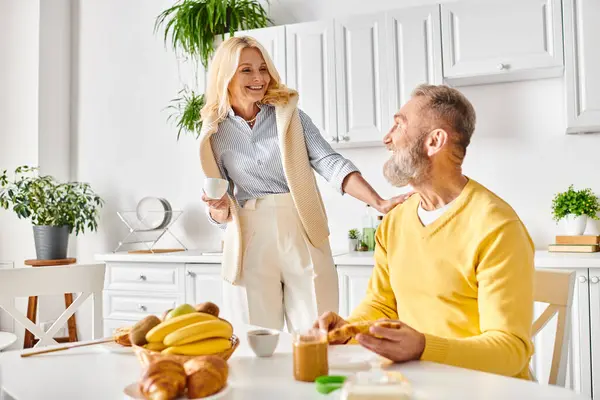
[348,228,359,252]
[0,165,104,260]
[154,0,272,140]
[551,184,600,235]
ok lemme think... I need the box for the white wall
[0,0,75,345]
[72,0,600,263]
[0,0,40,338]
[74,0,215,266]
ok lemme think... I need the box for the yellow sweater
[348,178,535,379]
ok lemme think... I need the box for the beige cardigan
[199,94,330,284]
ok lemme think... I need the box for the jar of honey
[292,328,328,382]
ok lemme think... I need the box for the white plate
[124,382,231,400]
[136,197,171,230]
[0,331,17,351]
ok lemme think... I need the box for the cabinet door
[235,26,286,83]
[335,13,388,145]
[386,6,442,122]
[336,265,373,318]
[564,0,600,134]
[532,268,592,396]
[590,268,600,396]
[286,20,337,144]
[441,0,563,85]
[337,267,349,318]
[184,264,223,308]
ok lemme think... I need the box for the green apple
[165,304,196,320]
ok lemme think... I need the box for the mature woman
[199,36,404,332]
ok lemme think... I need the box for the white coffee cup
[247,329,280,357]
[204,178,229,200]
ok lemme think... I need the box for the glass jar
[292,328,328,382]
[339,370,412,400]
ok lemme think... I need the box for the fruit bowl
[133,335,239,368]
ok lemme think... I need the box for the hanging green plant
[154,0,272,68]
[168,87,205,140]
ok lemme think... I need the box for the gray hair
[411,84,476,159]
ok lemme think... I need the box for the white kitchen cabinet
[385,6,443,121]
[441,0,564,86]
[184,264,223,307]
[590,268,600,396]
[235,26,286,83]
[564,0,600,134]
[336,265,373,318]
[335,13,388,146]
[97,253,225,339]
[285,20,337,144]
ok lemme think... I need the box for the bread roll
[328,321,402,344]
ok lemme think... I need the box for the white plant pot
[348,238,358,252]
[564,214,587,236]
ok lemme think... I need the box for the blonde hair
[201,36,297,127]
[411,84,476,159]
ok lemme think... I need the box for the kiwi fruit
[129,315,161,346]
[194,302,220,317]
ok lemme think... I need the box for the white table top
[0,324,589,400]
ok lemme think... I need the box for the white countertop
[0,323,588,400]
[95,249,225,264]
[95,249,354,264]
[95,249,600,269]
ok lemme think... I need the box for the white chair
[0,264,105,348]
[531,269,576,386]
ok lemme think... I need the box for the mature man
[316,84,535,379]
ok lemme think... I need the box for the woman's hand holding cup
[203,178,230,223]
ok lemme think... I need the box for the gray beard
[383,142,430,188]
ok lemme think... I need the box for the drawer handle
[138,275,147,281]
[187,271,196,277]
[579,276,588,283]
[138,304,147,311]
[591,276,599,284]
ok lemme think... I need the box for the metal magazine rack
[113,210,187,253]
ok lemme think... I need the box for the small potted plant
[348,228,359,252]
[0,165,104,260]
[356,240,369,252]
[551,184,600,235]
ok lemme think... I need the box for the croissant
[139,359,186,400]
[184,355,229,398]
[328,321,403,344]
[114,326,132,346]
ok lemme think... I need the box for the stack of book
[548,235,600,253]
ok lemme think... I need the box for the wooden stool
[23,258,78,348]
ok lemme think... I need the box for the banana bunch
[142,304,233,356]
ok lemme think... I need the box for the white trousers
[221,193,339,333]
